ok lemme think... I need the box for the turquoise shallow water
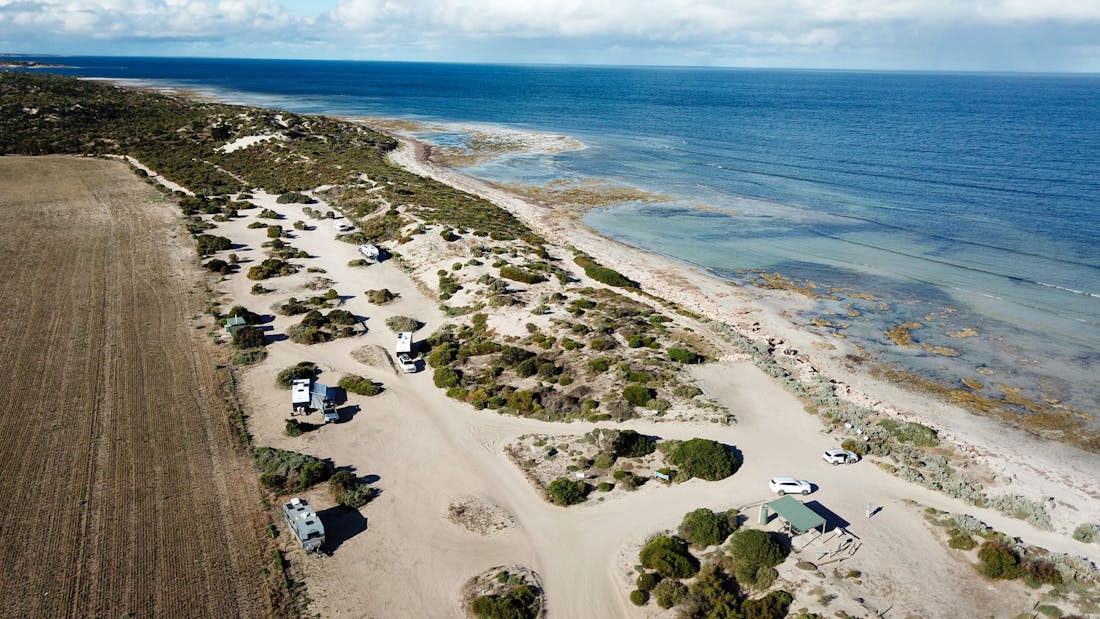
[20,57,1100,420]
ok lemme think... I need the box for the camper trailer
[283,497,325,553]
[291,379,311,414]
[358,243,380,263]
[394,331,418,373]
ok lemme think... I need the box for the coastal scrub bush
[329,470,377,508]
[669,438,741,481]
[204,258,231,274]
[574,255,637,288]
[253,446,332,492]
[339,374,383,396]
[1073,523,1100,544]
[285,418,305,438]
[385,315,424,333]
[727,529,790,587]
[267,224,283,238]
[275,361,317,388]
[878,419,939,447]
[679,507,739,549]
[433,366,460,389]
[1022,559,1063,588]
[652,579,688,609]
[276,191,315,204]
[639,535,700,579]
[287,324,332,345]
[195,234,232,256]
[636,571,662,592]
[247,257,299,280]
[623,385,655,406]
[232,325,266,349]
[740,590,794,619]
[986,494,1053,530]
[613,430,658,458]
[686,564,741,615]
[548,478,589,506]
[977,540,1022,580]
[365,288,396,304]
[629,589,648,606]
[500,266,546,285]
[587,358,610,373]
[668,347,703,364]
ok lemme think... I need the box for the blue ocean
[18,56,1100,421]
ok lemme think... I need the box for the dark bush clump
[652,579,688,609]
[977,540,1022,580]
[433,366,460,389]
[365,288,396,304]
[204,258,231,274]
[629,589,649,606]
[253,447,332,492]
[500,266,546,285]
[275,361,317,388]
[727,529,789,587]
[622,385,655,406]
[613,430,657,458]
[339,374,383,396]
[276,191,315,204]
[679,507,739,549]
[574,255,637,288]
[636,571,662,591]
[638,535,700,579]
[668,347,703,364]
[547,478,589,506]
[232,325,266,349]
[195,234,232,256]
[247,257,298,280]
[669,438,741,481]
[329,470,376,508]
[740,590,794,619]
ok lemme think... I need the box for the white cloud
[1,0,1098,69]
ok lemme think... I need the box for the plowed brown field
[0,156,270,618]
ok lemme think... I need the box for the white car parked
[769,477,812,496]
[822,449,860,465]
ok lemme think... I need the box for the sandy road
[0,156,270,618]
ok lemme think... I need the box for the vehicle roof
[771,476,804,484]
[824,449,853,455]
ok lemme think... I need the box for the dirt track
[0,156,270,617]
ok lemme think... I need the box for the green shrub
[250,283,271,295]
[195,234,232,256]
[669,438,741,481]
[1073,523,1100,543]
[596,482,613,492]
[327,309,357,325]
[266,224,283,239]
[253,447,332,492]
[433,366,460,389]
[573,255,637,288]
[285,418,305,437]
[232,325,266,349]
[652,579,687,609]
[629,589,648,606]
[276,191,315,204]
[679,507,738,549]
[727,529,790,587]
[275,361,317,388]
[506,390,538,413]
[329,470,376,508]
[638,535,699,579]
[355,290,393,307]
[840,437,869,456]
[588,337,614,351]
[548,478,589,506]
[287,324,332,345]
[668,348,703,364]
[385,315,425,333]
[636,571,662,592]
[1022,559,1063,588]
[231,349,267,365]
[515,357,539,378]
[622,385,655,406]
[878,419,939,447]
[339,374,383,396]
[204,258,231,274]
[977,540,1022,580]
[947,530,977,550]
[500,266,546,285]
[593,453,615,469]
[587,358,610,373]
[247,258,298,280]
[613,430,657,458]
[740,590,794,619]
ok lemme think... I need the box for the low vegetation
[384,315,424,333]
[328,470,377,508]
[275,361,318,389]
[338,374,383,396]
[254,447,332,493]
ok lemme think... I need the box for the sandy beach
[187,129,1100,617]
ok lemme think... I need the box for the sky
[2,0,1100,72]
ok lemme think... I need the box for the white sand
[216,134,284,153]
[189,138,1100,618]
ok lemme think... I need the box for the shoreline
[383,129,1100,534]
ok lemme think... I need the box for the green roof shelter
[224,316,248,335]
[764,496,826,535]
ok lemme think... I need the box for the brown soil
[0,156,271,617]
